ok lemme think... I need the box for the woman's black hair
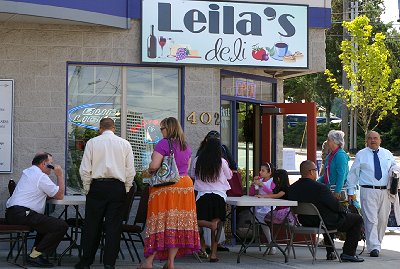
[196,130,220,157]
[195,137,222,182]
[196,130,238,170]
[221,144,237,170]
[272,169,290,194]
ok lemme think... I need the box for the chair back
[134,186,149,225]
[291,203,332,232]
[289,202,341,263]
[122,183,137,222]
[291,203,320,217]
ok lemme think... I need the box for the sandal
[198,250,209,259]
[209,257,219,263]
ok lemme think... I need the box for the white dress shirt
[347,146,397,195]
[6,166,59,214]
[79,130,136,194]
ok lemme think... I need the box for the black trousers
[5,206,68,254]
[79,180,126,266]
[324,212,363,256]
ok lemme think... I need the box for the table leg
[236,207,257,263]
[266,206,291,263]
[55,205,82,265]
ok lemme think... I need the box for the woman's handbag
[143,139,180,187]
[227,172,243,197]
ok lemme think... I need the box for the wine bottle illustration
[147,25,157,58]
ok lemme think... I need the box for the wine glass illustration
[158,36,166,58]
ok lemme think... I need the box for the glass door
[237,102,255,193]
[221,100,261,194]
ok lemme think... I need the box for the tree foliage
[325,15,400,136]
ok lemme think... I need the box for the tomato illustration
[252,45,269,61]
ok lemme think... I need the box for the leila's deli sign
[142,0,308,68]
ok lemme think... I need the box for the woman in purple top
[140,117,201,269]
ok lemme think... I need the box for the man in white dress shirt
[347,131,397,257]
[6,152,68,267]
[75,118,136,269]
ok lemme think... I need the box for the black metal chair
[120,186,149,263]
[0,179,32,267]
[289,203,342,264]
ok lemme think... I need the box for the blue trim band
[5,1,330,28]
[8,0,129,17]
[309,7,331,28]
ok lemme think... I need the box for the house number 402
[186,112,220,125]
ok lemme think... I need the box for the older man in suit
[288,160,364,262]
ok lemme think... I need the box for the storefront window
[67,65,180,192]
[221,75,273,101]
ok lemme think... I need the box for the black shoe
[104,265,115,269]
[370,249,379,257]
[326,252,337,260]
[217,245,230,252]
[74,262,90,269]
[27,255,54,267]
[340,253,364,262]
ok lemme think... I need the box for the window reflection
[126,67,179,170]
[67,65,179,192]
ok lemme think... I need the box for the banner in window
[142,0,308,68]
[0,79,14,173]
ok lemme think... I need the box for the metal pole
[349,1,358,153]
[341,0,350,152]
[349,1,354,151]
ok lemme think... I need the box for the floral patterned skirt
[144,176,201,260]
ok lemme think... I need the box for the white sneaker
[268,247,277,255]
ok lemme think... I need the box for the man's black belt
[361,185,387,190]
[92,178,118,182]
[6,205,31,211]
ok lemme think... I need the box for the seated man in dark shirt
[287,160,364,262]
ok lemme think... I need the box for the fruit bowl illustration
[169,44,201,60]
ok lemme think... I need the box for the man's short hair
[100,117,115,130]
[366,130,380,140]
[32,152,52,166]
[300,160,315,177]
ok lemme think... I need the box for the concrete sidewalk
[1,232,400,269]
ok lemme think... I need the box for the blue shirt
[347,146,397,195]
[318,148,349,193]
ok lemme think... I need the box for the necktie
[373,150,382,180]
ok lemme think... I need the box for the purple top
[154,138,192,176]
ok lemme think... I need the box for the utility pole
[341,0,350,152]
[341,0,358,153]
[349,1,358,153]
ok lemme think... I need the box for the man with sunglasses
[288,160,364,262]
[6,152,68,267]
